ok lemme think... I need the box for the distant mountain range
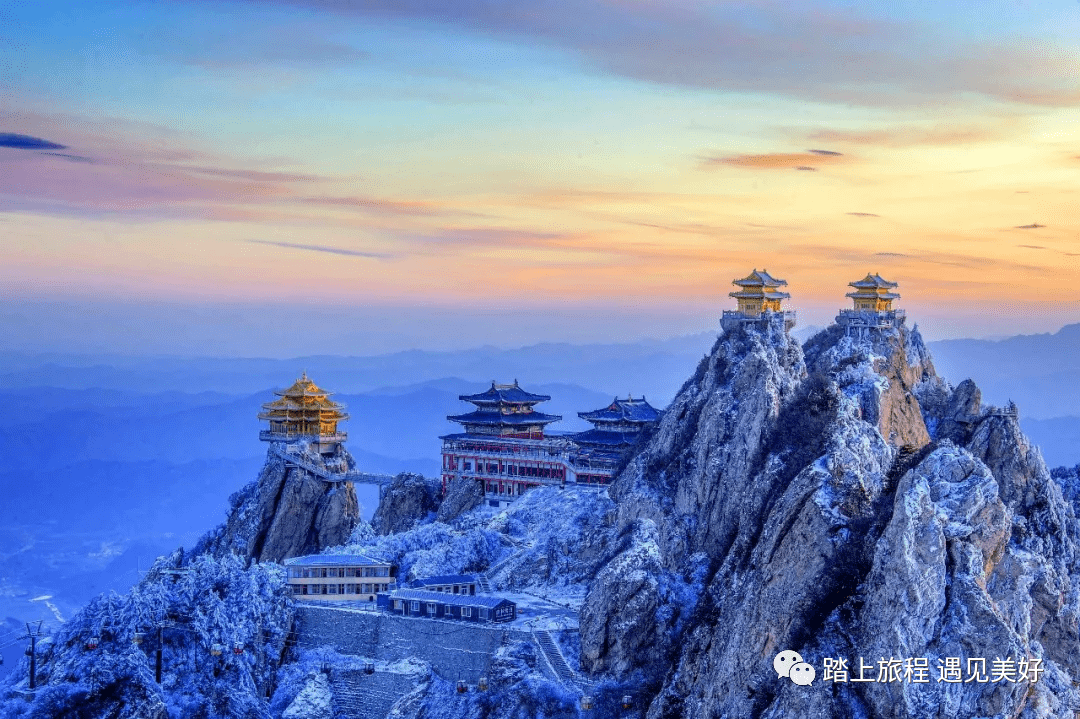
[1,322,1077,646]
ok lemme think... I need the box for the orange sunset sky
[2,1,1079,355]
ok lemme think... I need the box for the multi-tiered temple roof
[574,396,662,450]
[729,269,791,315]
[846,273,900,311]
[258,373,348,450]
[448,380,561,439]
[837,273,905,334]
[721,268,796,332]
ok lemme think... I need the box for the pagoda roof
[459,380,551,405]
[572,428,640,447]
[729,289,792,299]
[848,273,898,289]
[845,290,900,300]
[732,268,787,288]
[448,410,561,426]
[262,373,347,415]
[578,396,662,424]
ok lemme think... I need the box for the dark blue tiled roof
[411,574,477,587]
[571,428,640,447]
[448,410,561,426]
[387,589,514,609]
[460,381,551,405]
[283,553,388,566]
[578,397,662,424]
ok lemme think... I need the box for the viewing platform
[720,309,797,332]
[259,430,348,444]
[836,308,906,330]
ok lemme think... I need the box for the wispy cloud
[848,212,880,217]
[187,0,1080,107]
[300,195,444,217]
[0,133,67,150]
[246,239,393,258]
[701,152,848,170]
[807,122,1022,148]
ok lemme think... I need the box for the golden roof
[259,372,349,420]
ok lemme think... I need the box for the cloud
[702,152,847,170]
[808,149,843,156]
[183,0,1080,107]
[182,166,324,183]
[1016,245,1046,250]
[848,212,880,217]
[807,122,1021,148]
[300,195,470,218]
[1014,223,1046,229]
[40,152,97,163]
[246,239,392,258]
[0,133,67,150]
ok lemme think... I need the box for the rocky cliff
[581,320,1080,718]
[370,473,442,535]
[196,441,360,563]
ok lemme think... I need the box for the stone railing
[259,430,348,443]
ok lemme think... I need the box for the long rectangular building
[284,554,397,602]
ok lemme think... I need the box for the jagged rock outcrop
[436,476,484,523]
[371,473,441,535]
[582,320,1080,719]
[195,442,360,562]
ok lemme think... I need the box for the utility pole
[22,621,44,690]
[155,623,164,684]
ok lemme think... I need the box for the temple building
[447,381,561,439]
[720,269,796,332]
[441,381,574,508]
[836,273,906,335]
[258,372,349,454]
[572,396,662,484]
[441,382,662,506]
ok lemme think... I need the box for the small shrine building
[836,273,906,335]
[720,269,796,332]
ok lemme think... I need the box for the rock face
[436,476,484,523]
[371,473,441,535]
[196,442,360,562]
[581,321,1080,718]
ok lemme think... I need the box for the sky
[2,0,1079,356]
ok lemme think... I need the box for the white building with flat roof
[284,553,396,602]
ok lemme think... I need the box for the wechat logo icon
[774,650,816,686]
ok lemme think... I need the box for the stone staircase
[533,630,579,687]
[330,669,418,719]
[476,574,492,593]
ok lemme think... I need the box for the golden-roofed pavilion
[846,273,901,312]
[259,372,349,453]
[837,273,906,335]
[721,268,796,332]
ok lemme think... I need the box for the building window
[462,607,471,618]
[394,600,403,610]
[479,608,489,620]
[328,584,337,594]
[410,601,419,612]
[427,603,437,615]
